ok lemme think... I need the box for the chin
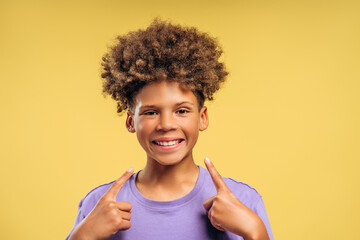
[151,154,189,166]
[155,158,183,166]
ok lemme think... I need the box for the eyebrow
[175,101,195,106]
[139,101,195,110]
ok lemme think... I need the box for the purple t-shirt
[66,166,274,240]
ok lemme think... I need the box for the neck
[140,156,199,185]
[135,155,199,200]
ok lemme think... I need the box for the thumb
[203,195,216,212]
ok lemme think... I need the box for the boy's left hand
[203,158,269,240]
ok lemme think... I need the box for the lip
[153,137,184,142]
[152,137,185,150]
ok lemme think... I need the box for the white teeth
[155,140,181,146]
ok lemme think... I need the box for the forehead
[134,81,197,104]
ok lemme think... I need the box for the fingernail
[127,167,134,172]
[205,157,211,163]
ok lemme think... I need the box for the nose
[156,111,177,131]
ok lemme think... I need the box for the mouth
[152,139,184,146]
[152,138,185,150]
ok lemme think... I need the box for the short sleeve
[65,181,114,239]
[65,198,86,240]
[253,197,274,240]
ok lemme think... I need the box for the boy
[66,19,274,240]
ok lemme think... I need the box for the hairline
[127,80,205,113]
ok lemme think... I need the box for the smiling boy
[66,20,274,240]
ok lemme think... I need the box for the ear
[126,110,136,133]
[199,106,209,131]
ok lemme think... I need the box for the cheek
[183,119,200,138]
[135,120,153,140]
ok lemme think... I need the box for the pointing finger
[204,158,228,192]
[104,168,134,200]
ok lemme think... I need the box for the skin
[68,168,134,240]
[203,158,270,240]
[69,80,269,240]
[126,80,208,201]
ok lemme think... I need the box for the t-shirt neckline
[129,165,205,209]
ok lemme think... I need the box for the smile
[152,138,184,150]
[153,140,183,146]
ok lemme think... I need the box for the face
[126,81,208,166]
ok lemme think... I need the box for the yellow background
[1,0,359,239]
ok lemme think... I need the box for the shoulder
[77,180,115,215]
[200,166,262,210]
[223,177,262,209]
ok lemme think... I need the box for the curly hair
[101,19,228,114]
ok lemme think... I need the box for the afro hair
[101,19,228,113]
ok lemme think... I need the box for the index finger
[103,168,134,200]
[204,158,228,192]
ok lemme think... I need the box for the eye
[144,111,157,115]
[177,109,189,114]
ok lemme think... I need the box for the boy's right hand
[69,168,134,240]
